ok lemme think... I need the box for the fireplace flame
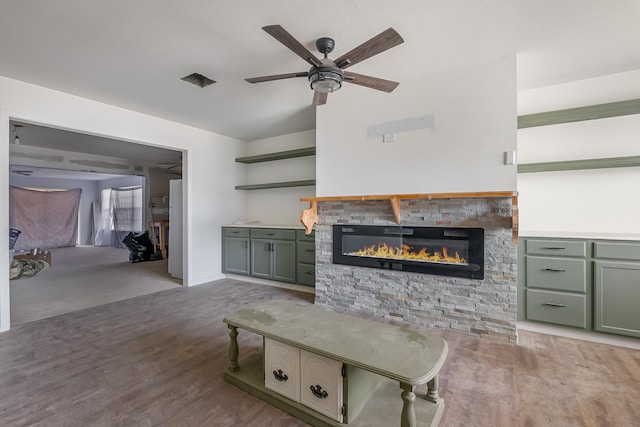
[346,242,467,264]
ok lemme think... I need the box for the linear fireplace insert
[333,225,484,279]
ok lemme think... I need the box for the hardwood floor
[0,278,638,426]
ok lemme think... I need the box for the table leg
[228,325,239,372]
[427,375,439,403]
[400,382,416,427]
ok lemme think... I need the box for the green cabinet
[222,227,250,275]
[520,236,640,338]
[222,226,314,286]
[521,237,590,329]
[593,241,640,338]
[296,229,315,287]
[251,238,296,283]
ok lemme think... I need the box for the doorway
[8,121,185,325]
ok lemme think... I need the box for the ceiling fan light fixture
[309,66,343,94]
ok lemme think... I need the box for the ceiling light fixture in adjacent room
[12,124,23,145]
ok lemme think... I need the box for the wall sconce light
[12,124,23,145]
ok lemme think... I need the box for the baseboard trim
[224,274,315,294]
[517,321,640,350]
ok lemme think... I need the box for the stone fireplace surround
[312,196,518,343]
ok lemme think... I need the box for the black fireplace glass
[333,225,484,279]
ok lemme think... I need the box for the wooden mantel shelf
[299,191,519,243]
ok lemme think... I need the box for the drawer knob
[543,303,567,308]
[542,268,566,272]
[272,369,288,382]
[310,385,328,399]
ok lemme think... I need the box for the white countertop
[520,230,640,241]
[224,222,305,229]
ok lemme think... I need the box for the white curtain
[93,186,142,248]
[92,188,113,246]
[9,186,82,251]
[110,186,143,248]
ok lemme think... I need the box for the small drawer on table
[223,227,250,238]
[526,289,587,328]
[526,256,586,293]
[297,263,315,287]
[264,338,300,402]
[297,242,315,264]
[251,228,295,240]
[525,240,586,257]
[593,241,640,261]
[300,350,344,423]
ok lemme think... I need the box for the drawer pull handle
[305,249,315,252]
[310,385,328,399]
[543,268,565,272]
[272,369,288,382]
[541,247,566,250]
[543,303,567,308]
[306,271,314,275]
[267,233,275,236]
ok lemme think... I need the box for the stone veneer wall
[314,197,518,343]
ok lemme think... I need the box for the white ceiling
[1,0,639,144]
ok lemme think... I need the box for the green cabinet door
[272,240,296,283]
[594,260,640,338]
[251,239,272,279]
[250,239,295,283]
[223,237,250,275]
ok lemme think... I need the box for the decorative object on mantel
[300,191,519,243]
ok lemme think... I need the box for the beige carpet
[10,246,181,325]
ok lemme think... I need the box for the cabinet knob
[310,385,328,399]
[272,369,288,382]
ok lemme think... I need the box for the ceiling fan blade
[262,25,323,67]
[343,71,399,93]
[334,28,404,69]
[313,91,328,106]
[245,72,308,84]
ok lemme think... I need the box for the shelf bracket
[389,197,401,224]
[512,196,519,244]
[300,200,318,235]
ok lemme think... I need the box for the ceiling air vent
[180,73,216,88]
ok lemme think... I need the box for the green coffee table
[223,300,448,427]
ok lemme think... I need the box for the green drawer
[593,241,640,261]
[526,289,587,328]
[297,263,315,287]
[223,227,250,238]
[297,242,315,264]
[251,228,295,240]
[526,256,586,293]
[526,239,586,257]
[296,229,315,242]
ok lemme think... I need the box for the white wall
[0,75,247,331]
[245,130,316,225]
[517,69,640,235]
[9,174,100,246]
[316,56,517,196]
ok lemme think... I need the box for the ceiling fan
[245,25,404,106]
[157,154,182,172]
